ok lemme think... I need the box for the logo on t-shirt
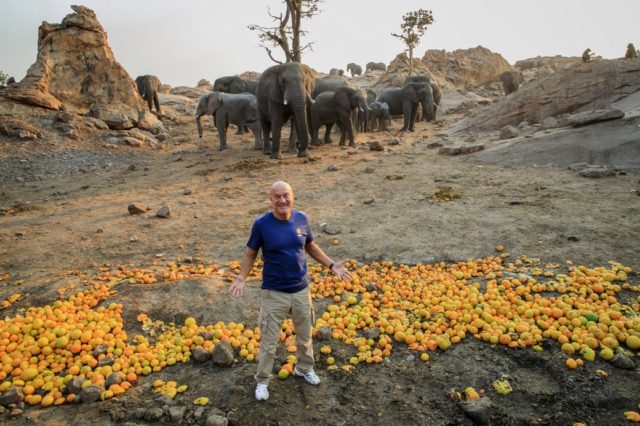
[296,228,303,237]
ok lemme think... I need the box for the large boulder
[0,5,144,114]
[422,46,513,89]
[451,59,640,131]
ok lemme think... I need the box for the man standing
[229,181,352,401]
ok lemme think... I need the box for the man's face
[269,185,294,219]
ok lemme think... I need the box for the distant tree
[248,0,323,64]
[391,9,435,75]
[0,70,8,86]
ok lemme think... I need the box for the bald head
[269,181,294,220]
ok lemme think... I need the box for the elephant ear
[333,88,353,111]
[208,92,223,114]
[401,84,419,103]
[230,77,246,93]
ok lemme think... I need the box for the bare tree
[248,0,322,64]
[391,9,434,75]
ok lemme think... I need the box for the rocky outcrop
[451,59,640,131]
[422,46,513,89]
[0,5,144,114]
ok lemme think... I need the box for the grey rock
[460,144,485,154]
[327,164,338,172]
[211,341,235,367]
[568,162,589,172]
[98,356,114,366]
[132,407,147,419]
[364,327,381,339]
[427,142,443,149]
[0,387,23,407]
[128,203,146,214]
[499,125,520,140]
[406,354,415,361]
[105,372,123,388]
[363,166,375,173]
[320,223,341,235]
[567,109,625,127]
[541,116,558,129]
[129,235,138,242]
[168,405,187,422]
[156,133,168,142]
[611,353,636,370]
[183,188,193,195]
[155,395,177,406]
[206,414,229,426]
[66,376,84,395]
[579,165,615,178]
[8,408,23,417]
[193,406,206,419]
[315,326,332,341]
[192,347,211,363]
[199,330,213,340]
[363,198,375,204]
[388,138,400,146]
[144,407,165,422]
[79,384,103,403]
[438,146,462,156]
[460,396,492,425]
[226,410,241,425]
[156,205,171,218]
[123,137,143,147]
[369,141,384,151]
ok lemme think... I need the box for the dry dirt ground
[1,108,640,425]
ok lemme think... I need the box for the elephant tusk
[283,98,288,105]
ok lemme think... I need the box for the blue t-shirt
[247,209,313,293]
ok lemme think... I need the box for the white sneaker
[294,367,321,385]
[255,383,269,401]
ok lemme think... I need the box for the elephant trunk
[422,99,435,122]
[196,115,203,138]
[291,91,310,155]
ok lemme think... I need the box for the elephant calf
[377,82,435,132]
[367,101,390,132]
[346,63,362,77]
[310,87,368,147]
[135,75,162,115]
[195,92,262,151]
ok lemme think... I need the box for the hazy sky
[2,0,639,86]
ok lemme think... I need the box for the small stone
[567,235,579,242]
[327,164,338,171]
[105,372,123,388]
[226,410,241,425]
[363,198,375,204]
[206,414,229,426]
[183,188,193,195]
[156,205,171,219]
[199,331,213,340]
[438,146,462,156]
[364,327,381,339]
[66,377,84,395]
[211,341,234,367]
[98,356,114,367]
[499,125,520,140]
[129,235,138,242]
[315,326,332,341]
[460,396,492,425]
[610,353,636,370]
[192,347,211,363]
[388,138,400,146]
[8,408,23,417]
[132,407,147,419]
[128,164,136,171]
[96,228,103,233]
[321,223,341,235]
[193,406,205,419]
[79,385,103,403]
[168,406,187,422]
[579,165,615,178]
[0,386,24,407]
[363,166,375,173]
[144,407,165,422]
[369,141,384,151]
[426,142,443,149]
[406,354,415,362]
[224,176,233,182]
[92,345,108,357]
[128,203,146,214]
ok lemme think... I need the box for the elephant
[404,75,441,121]
[256,62,316,160]
[367,101,390,132]
[135,75,162,115]
[213,75,258,94]
[346,63,362,77]
[366,62,387,71]
[313,76,351,97]
[329,68,344,76]
[377,82,434,132]
[310,86,368,147]
[195,91,263,151]
[500,70,524,96]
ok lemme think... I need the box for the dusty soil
[1,106,640,426]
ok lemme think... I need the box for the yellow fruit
[600,347,614,361]
[194,397,209,405]
[464,387,480,400]
[326,357,335,365]
[41,394,55,407]
[153,380,165,388]
[437,336,451,351]
[278,368,289,379]
[420,353,430,362]
[626,335,640,350]
[21,367,39,381]
[320,345,332,355]
[184,317,197,327]
[624,411,640,423]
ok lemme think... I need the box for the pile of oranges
[0,254,638,408]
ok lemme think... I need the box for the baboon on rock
[625,43,637,59]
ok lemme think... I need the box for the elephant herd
[136,62,442,160]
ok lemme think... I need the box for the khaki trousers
[255,286,315,384]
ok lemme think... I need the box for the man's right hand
[230,275,245,297]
